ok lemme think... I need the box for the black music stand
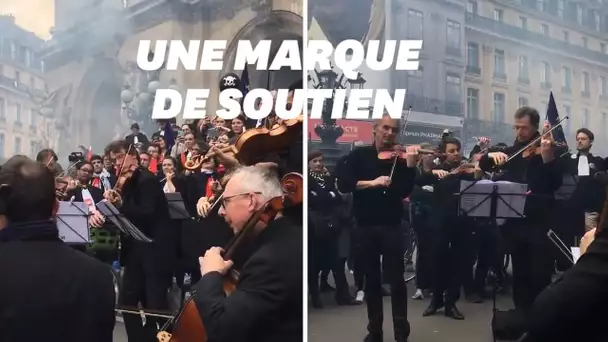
[56,201,90,244]
[165,193,191,220]
[457,180,527,342]
[554,174,577,201]
[96,200,153,243]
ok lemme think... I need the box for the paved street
[309,277,514,342]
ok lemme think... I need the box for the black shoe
[422,301,443,317]
[311,295,323,309]
[445,305,465,320]
[466,293,484,303]
[336,296,360,306]
[395,336,408,342]
[364,333,383,342]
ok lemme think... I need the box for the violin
[156,172,303,342]
[104,145,137,205]
[377,145,408,160]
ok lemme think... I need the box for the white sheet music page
[578,155,590,176]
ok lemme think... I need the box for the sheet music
[56,201,90,244]
[459,180,527,218]
[96,200,153,242]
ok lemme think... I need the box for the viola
[156,173,303,342]
[377,145,408,161]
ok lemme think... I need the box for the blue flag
[162,121,175,150]
[241,65,250,96]
[546,92,567,144]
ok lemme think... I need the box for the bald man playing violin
[337,114,419,342]
[477,106,562,315]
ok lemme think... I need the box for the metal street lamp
[348,72,366,90]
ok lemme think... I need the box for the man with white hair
[193,165,302,342]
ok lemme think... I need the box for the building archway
[221,10,303,90]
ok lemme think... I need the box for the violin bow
[504,116,569,164]
[388,106,412,180]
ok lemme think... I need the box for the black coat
[522,236,608,342]
[193,216,302,342]
[559,153,606,213]
[0,220,115,342]
[119,168,175,274]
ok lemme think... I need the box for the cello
[156,172,303,342]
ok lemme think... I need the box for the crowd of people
[0,75,305,342]
[309,107,608,342]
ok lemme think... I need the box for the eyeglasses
[221,192,261,208]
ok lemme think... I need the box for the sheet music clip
[56,201,90,244]
[96,200,153,243]
[165,192,190,220]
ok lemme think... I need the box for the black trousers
[309,230,350,299]
[120,258,172,342]
[504,221,554,312]
[411,203,433,290]
[361,224,409,338]
[430,218,472,306]
[472,220,505,293]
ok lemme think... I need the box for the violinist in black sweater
[478,107,562,313]
[416,136,481,320]
[337,114,419,342]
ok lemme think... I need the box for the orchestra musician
[478,107,562,313]
[0,156,115,342]
[193,165,302,342]
[416,136,481,320]
[89,140,176,342]
[337,114,419,342]
[521,227,608,342]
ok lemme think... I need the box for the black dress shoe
[422,302,443,316]
[466,293,484,303]
[445,305,465,320]
[336,296,360,306]
[311,295,323,309]
[395,335,409,342]
[364,333,383,342]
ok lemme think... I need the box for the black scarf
[0,220,59,242]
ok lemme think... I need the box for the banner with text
[398,123,461,145]
[308,119,374,144]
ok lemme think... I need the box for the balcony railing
[405,94,464,117]
[465,13,608,64]
[0,75,31,94]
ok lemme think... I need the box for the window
[602,43,607,54]
[493,93,505,123]
[0,97,4,118]
[15,103,21,123]
[600,76,607,96]
[519,16,528,30]
[518,56,529,80]
[406,67,423,96]
[541,62,551,84]
[494,49,506,78]
[466,88,479,118]
[537,0,546,11]
[0,134,4,158]
[582,37,588,49]
[408,10,424,40]
[30,109,37,128]
[563,105,571,134]
[494,9,503,22]
[562,67,572,90]
[582,71,590,94]
[446,20,461,53]
[25,49,30,67]
[518,97,529,107]
[563,31,569,42]
[9,41,15,59]
[577,5,583,25]
[30,141,37,155]
[467,1,478,14]
[14,137,21,154]
[583,109,589,127]
[557,0,564,18]
[446,74,461,102]
[467,42,479,68]
[14,71,20,83]
[595,11,601,31]
[541,24,549,36]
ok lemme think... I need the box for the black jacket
[522,237,608,342]
[478,133,562,220]
[559,152,606,213]
[193,216,302,342]
[119,168,175,274]
[0,220,115,342]
[337,145,416,226]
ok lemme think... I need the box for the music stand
[56,201,90,244]
[165,193,191,220]
[457,180,527,342]
[96,200,153,243]
[554,174,577,201]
